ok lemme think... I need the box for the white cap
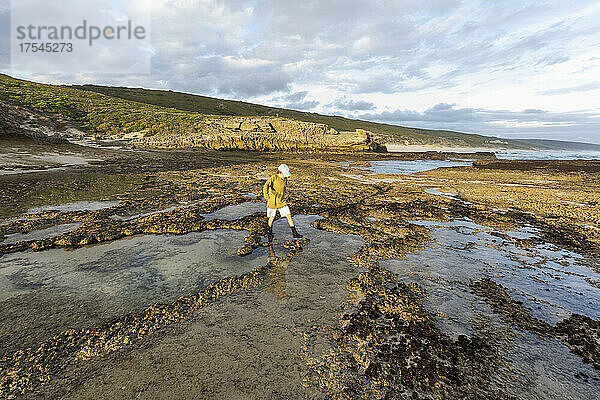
[278,164,292,177]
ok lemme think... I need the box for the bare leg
[266,215,275,242]
[285,214,294,227]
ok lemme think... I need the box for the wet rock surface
[0,229,272,356]
[472,278,600,372]
[0,147,599,399]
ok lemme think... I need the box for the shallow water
[0,138,103,176]
[424,188,455,198]
[0,213,366,359]
[381,218,600,398]
[26,200,120,214]
[0,229,265,301]
[506,333,600,399]
[27,214,366,399]
[0,223,82,245]
[110,200,208,221]
[265,214,365,303]
[359,159,473,175]
[399,219,600,323]
[0,151,101,175]
[0,229,266,354]
[201,201,265,220]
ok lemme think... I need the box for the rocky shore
[0,143,599,399]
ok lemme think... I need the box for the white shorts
[267,205,290,218]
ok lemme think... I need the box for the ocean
[494,150,600,160]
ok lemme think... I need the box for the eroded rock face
[132,116,385,152]
[0,101,69,144]
[1,99,385,152]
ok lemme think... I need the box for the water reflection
[0,229,267,355]
[26,200,120,214]
[201,201,265,220]
[0,223,82,245]
[381,218,600,398]
[359,159,473,175]
[265,244,289,302]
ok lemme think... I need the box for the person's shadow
[265,244,289,302]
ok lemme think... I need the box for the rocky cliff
[130,117,384,152]
[1,97,384,152]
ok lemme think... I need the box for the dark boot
[267,224,274,242]
[291,226,303,238]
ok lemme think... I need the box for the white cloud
[2,0,600,143]
[360,104,600,144]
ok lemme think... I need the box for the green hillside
[2,73,565,150]
[69,83,528,148]
[0,74,213,138]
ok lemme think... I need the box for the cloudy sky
[1,0,600,144]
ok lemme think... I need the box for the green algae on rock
[0,233,307,399]
[1,151,600,399]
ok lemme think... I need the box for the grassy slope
[5,73,582,150]
[69,84,530,149]
[0,74,214,137]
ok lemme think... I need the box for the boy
[263,164,303,240]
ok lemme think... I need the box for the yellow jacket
[263,174,287,209]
